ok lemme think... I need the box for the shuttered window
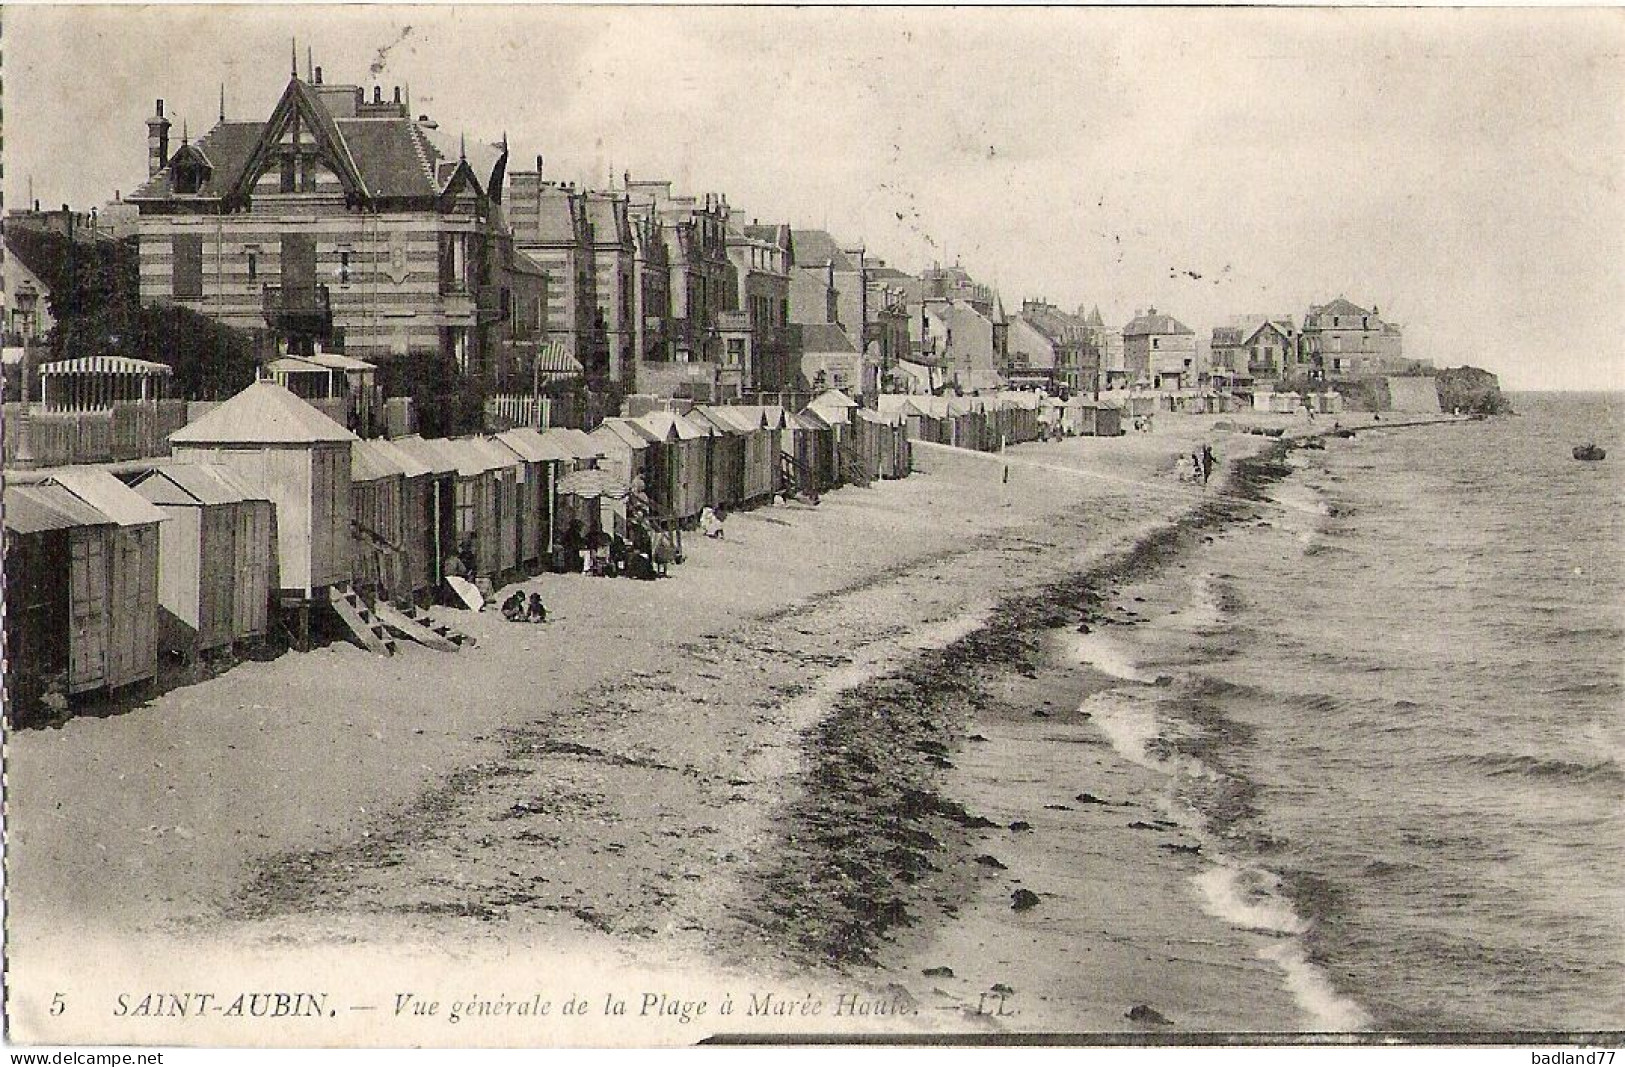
[172,235,204,298]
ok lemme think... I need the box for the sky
[6,4,1623,391]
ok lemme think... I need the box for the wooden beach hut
[635,410,712,523]
[349,440,410,600]
[464,437,523,580]
[47,468,165,692]
[169,381,356,601]
[689,407,750,509]
[2,480,116,717]
[128,463,275,656]
[493,428,567,574]
[719,405,786,504]
[379,435,459,596]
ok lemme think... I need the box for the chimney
[393,86,402,104]
[536,154,544,176]
[373,85,383,104]
[146,98,172,176]
[314,65,323,85]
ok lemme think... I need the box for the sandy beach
[4,411,1415,1045]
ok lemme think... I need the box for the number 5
[50,993,66,1016]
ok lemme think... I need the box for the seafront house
[1012,300,1101,396]
[506,159,601,381]
[1122,307,1196,390]
[1211,315,1299,382]
[791,321,867,397]
[585,190,637,385]
[726,221,794,395]
[127,66,512,435]
[624,178,734,400]
[1299,297,1404,379]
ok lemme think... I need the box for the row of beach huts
[2,382,1115,724]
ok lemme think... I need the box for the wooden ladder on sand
[329,582,398,657]
[372,601,467,653]
[779,452,821,503]
[836,443,872,488]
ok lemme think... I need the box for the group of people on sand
[1177,443,1218,485]
[499,590,549,624]
[559,519,672,580]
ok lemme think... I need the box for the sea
[1074,393,1624,1033]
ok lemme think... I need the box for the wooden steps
[373,601,465,653]
[328,583,397,657]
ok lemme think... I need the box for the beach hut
[2,480,118,717]
[795,407,843,490]
[47,468,165,692]
[726,405,788,502]
[493,427,568,573]
[407,437,498,580]
[129,463,275,656]
[689,407,752,509]
[169,381,356,601]
[379,435,459,596]
[349,440,410,600]
[635,410,713,523]
[466,437,525,579]
[590,418,659,532]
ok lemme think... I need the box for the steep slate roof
[170,381,357,445]
[1123,311,1194,337]
[792,323,857,354]
[791,229,856,271]
[132,77,475,205]
[129,122,263,200]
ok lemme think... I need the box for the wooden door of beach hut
[169,382,357,600]
[49,469,164,692]
[635,411,710,523]
[729,405,786,502]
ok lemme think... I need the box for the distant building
[126,70,513,431]
[1123,307,1196,389]
[2,229,57,345]
[1300,297,1403,378]
[792,322,866,396]
[726,221,794,394]
[924,298,1004,393]
[508,160,601,380]
[625,179,734,376]
[1011,300,1100,395]
[1212,316,1298,380]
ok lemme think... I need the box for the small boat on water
[1572,444,1606,462]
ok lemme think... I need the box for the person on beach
[652,531,676,576]
[1202,444,1215,485]
[700,506,725,539]
[526,593,548,624]
[501,590,527,622]
[1176,453,1194,482]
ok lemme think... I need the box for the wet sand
[3,411,1419,1045]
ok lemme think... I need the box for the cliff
[1434,366,1512,415]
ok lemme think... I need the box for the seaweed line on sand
[738,437,1309,971]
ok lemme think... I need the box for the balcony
[262,284,333,339]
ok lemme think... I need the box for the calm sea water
[1079,394,1624,1032]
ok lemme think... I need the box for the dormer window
[169,144,212,195]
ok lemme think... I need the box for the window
[339,251,351,285]
[301,157,317,193]
[172,234,204,298]
[247,252,258,282]
[280,155,297,194]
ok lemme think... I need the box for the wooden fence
[3,401,189,468]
